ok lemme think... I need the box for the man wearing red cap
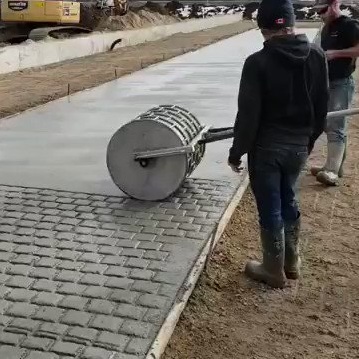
[310,0,359,185]
[228,0,329,288]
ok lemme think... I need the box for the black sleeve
[346,19,359,46]
[228,55,263,165]
[308,50,329,154]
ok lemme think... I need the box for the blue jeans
[326,76,355,144]
[248,144,308,231]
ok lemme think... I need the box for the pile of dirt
[96,8,180,32]
[81,2,180,32]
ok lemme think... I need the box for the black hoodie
[228,33,329,165]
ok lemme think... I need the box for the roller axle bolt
[139,159,149,167]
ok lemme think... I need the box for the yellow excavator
[0,0,129,43]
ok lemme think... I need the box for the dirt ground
[163,81,359,358]
[0,21,255,120]
[81,2,180,32]
[94,7,179,31]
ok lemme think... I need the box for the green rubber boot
[284,217,301,280]
[244,227,286,289]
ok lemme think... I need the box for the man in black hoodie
[228,0,329,288]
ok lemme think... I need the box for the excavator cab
[0,0,129,43]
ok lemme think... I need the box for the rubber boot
[311,166,343,178]
[311,165,345,177]
[244,227,286,289]
[310,146,344,178]
[284,217,301,280]
[316,142,345,186]
[338,137,347,178]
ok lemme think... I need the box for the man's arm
[309,50,329,154]
[326,44,359,59]
[228,55,263,166]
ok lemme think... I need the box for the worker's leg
[338,76,355,177]
[281,146,308,279]
[311,76,355,185]
[245,146,286,289]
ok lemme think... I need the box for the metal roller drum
[106,105,206,201]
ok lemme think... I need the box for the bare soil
[163,79,359,358]
[0,21,255,120]
[94,8,179,31]
[81,3,180,32]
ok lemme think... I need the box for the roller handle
[198,127,234,144]
[199,107,359,145]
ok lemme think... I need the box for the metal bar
[198,129,234,144]
[134,125,210,161]
[199,107,359,144]
[134,145,193,160]
[327,107,359,119]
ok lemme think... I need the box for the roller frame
[134,125,211,161]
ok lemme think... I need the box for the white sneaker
[316,170,339,186]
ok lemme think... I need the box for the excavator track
[28,26,92,41]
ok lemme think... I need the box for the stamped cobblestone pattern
[0,178,240,358]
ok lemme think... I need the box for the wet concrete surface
[0,28,317,197]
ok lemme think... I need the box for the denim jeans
[326,76,355,144]
[248,144,308,231]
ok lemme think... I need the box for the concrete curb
[0,14,244,75]
[145,171,250,359]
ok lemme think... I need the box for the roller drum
[106,105,206,201]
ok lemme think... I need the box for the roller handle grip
[198,128,234,144]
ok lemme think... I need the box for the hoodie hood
[264,34,311,65]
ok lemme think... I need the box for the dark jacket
[228,33,329,165]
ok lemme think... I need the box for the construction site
[0,0,358,358]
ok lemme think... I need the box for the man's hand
[228,159,243,173]
[325,50,337,61]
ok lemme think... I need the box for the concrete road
[0,27,318,196]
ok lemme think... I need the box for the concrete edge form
[0,14,244,75]
[145,171,250,359]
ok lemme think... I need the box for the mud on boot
[244,227,286,289]
[316,170,340,186]
[284,217,301,280]
[310,165,343,178]
[310,165,325,177]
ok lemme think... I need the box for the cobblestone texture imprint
[0,178,241,359]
